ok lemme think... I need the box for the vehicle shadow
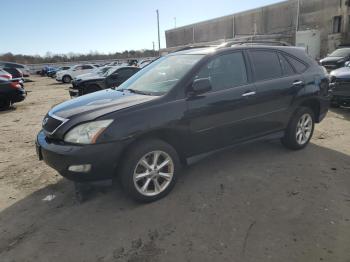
[48,82,68,86]
[0,141,349,262]
[330,106,350,121]
[0,106,17,115]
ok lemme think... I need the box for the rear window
[286,55,307,73]
[250,50,282,81]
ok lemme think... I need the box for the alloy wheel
[296,113,313,145]
[133,150,174,197]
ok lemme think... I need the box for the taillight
[0,74,11,79]
[10,82,21,89]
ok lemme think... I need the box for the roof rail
[173,45,215,52]
[218,40,291,48]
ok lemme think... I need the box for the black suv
[36,44,330,202]
[69,66,140,97]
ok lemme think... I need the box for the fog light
[68,164,91,173]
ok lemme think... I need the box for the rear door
[248,49,305,133]
[185,51,259,155]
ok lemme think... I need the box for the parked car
[320,47,350,71]
[3,67,23,79]
[0,61,30,77]
[48,66,71,78]
[69,66,140,97]
[329,63,350,107]
[56,64,96,83]
[72,66,113,81]
[36,44,330,202]
[0,77,26,110]
[138,59,154,68]
[0,69,12,79]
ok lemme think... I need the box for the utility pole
[174,17,177,28]
[156,10,161,55]
[296,0,300,32]
[152,41,155,56]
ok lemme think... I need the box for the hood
[330,67,350,79]
[49,89,158,119]
[320,56,344,64]
[74,74,105,82]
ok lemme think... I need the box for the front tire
[281,107,315,150]
[62,75,72,84]
[119,139,180,202]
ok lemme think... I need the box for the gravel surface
[0,76,349,262]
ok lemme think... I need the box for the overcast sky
[0,0,282,56]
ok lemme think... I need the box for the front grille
[42,115,64,134]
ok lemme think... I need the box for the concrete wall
[165,0,350,57]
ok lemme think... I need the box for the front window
[116,54,204,95]
[329,48,350,57]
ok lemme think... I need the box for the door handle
[293,80,305,86]
[242,91,256,97]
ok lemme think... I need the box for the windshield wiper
[116,88,153,96]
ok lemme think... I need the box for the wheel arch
[299,98,321,123]
[119,129,188,168]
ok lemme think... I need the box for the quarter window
[250,50,282,81]
[286,56,307,73]
[278,54,295,76]
[195,52,248,92]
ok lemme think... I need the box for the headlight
[64,120,113,144]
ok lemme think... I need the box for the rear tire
[119,139,181,203]
[281,107,315,150]
[62,75,72,84]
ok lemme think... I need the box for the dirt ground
[0,76,350,262]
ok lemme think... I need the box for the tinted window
[329,48,350,57]
[250,50,282,81]
[117,68,137,78]
[286,56,307,73]
[195,52,248,92]
[278,54,295,76]
[75,66,83,70]
[82,65,93,70]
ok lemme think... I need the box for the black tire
[0,96,10,111]
[62,75,72,84]
[119,139,181,203]
[281,107,315,150]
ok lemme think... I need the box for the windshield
[97,66,112,76]
[329,48,350,57]
[116,54,204,95]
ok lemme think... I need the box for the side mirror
[345,61,350,67]
[189,78,212,96]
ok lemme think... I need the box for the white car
[138,59,154,68]
[56,64,96,83]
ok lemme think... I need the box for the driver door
[185,51,258,155]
